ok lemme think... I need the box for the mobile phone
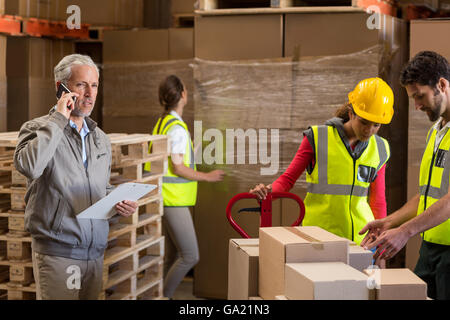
[56,83,76,110]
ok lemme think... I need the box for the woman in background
[146,75,225,298]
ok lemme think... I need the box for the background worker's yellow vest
[417,126,450,245]
[144,115,197,207]
[303,125,390,245]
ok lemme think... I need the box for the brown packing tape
[283,227,324,250]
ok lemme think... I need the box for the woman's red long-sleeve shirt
[271,135,387,220]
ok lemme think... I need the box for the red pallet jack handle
[226,192,305,238]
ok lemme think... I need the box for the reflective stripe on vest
[303,125,390,245]
[147,115,198,207]
[417,126,450,245]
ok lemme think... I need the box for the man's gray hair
[54,54,99,84]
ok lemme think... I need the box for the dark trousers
[414,240,450,300]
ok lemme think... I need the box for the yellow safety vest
[303,125,390,245]
[144,114,197,207]
[417,125,450,245]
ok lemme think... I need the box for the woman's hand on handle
[249,184,272,200]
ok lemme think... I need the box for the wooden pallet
[102,236,164,300]
[0,132,19,148]
[0,131,168,300]
[109,195,163,229]
[0,282,36,300]
[0,211,27,233]
[10,187,26,211]
[0,233,32,262]
[0,194,10,216]
[0,260,34,285]
[105,216,162,266]
[109,134,168,167]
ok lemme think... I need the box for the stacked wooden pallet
[0,132,169,300]
[102,134,168,300]
[0,132,35,300]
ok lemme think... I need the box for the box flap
[349,245,372,254]
[287,262,368,282]
[379,269,427,286]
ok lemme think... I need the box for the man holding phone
[14,54,138,300]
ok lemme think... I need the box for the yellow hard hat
[348,77,394,124]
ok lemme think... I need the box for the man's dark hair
[400,51,450,88]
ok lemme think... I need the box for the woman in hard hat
[250,77,394,251]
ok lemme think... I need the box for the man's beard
[428,91,444,122]
[71,103,93,118]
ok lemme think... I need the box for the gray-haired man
[14,54,138,300]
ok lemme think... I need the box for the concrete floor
[172,277,205,300]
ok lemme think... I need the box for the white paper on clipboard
[77,183,157,220]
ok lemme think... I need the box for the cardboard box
[6,37,74,131]
[259,226,349,300]
[5,0,66,20]
[411,20,450,59]
[171,0,196,14]
[102,28,194,134]
[169,28,194,60]
[284,12,379,58]
[0,0,4,15]
[228,239,259,300]
[195,14,283,61]
[348,245,373,272]
[275,295,289,300]
[285,262,369,300]
[363,268,427,300]
[103,29,169,63]
[65,0,144,27]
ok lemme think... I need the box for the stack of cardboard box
[65,0,144,27]
[228,226,428,300]
[4,0,67,21]
[102,28,194,135]
[6,37,74,131]
[194,10,409,299]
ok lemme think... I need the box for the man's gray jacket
[14,108,113,260]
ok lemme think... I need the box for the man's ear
[439,77,449,93]
[55,81,61,91]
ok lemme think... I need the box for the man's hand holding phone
[56,83,79,119]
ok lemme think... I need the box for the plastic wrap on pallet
[193,46,380,191]
[102,59,195,134]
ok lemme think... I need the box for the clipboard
[77,183,157,220]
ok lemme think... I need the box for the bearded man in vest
[360,51,450,300]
